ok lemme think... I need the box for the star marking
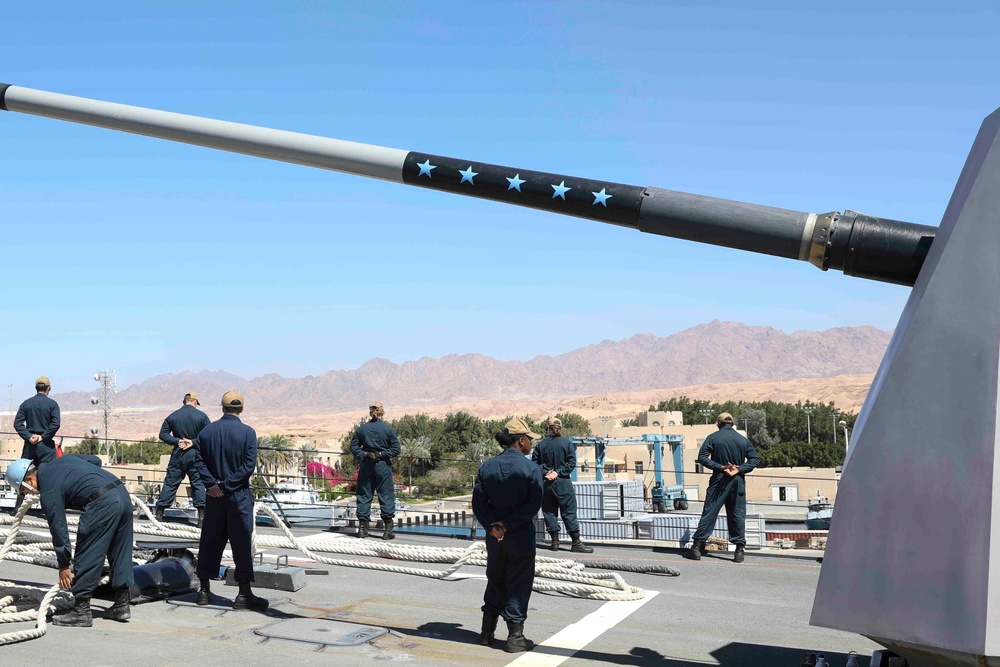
[551,181,571,200]
[507,174,526,192]
[459,166,479,185]
[416,160,436,178]
[591,188,613,207]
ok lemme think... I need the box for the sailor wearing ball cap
[685,412,760,563]
[472,417,544,653]
[153,391,211,525]
[190,391,268,611]
[13,375,61,465]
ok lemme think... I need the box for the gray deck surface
[1,523,880,666]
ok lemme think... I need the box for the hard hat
[5,459,33,490]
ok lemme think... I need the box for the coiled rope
[0,498,68,646]
[1,492,651,645]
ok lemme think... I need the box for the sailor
[153,391,211,526]
[191,390,268,611]
[350,401,401,540]
[13,376,61,466]
[531,418,593,553]
[685,412,760,563]
[5,455,134,626]
[472,418,544,653]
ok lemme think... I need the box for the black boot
[105,587,131,622]
[479,613,499,646]
[685,539,705,561]
[569,531,594,553]
[548,531,559,551]
[234,582,269,612]
[196,507,204,528]
[52,598,93,627]
[154,506,165,522]
[196,578,212,606]
[733,544,745,564]
[382,521,395,541]
[504,620,534,653]
[357,518,369,539]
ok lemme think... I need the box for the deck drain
[254,619,388,647]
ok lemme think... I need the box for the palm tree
[399,436,432,491]
[257,433,295,483]
[137,481,159,504]
[298,443,319,484]
[465,439,501,463]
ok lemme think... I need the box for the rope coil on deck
[2,492,651,644]
[0,498,67,645]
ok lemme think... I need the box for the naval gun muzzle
[0,82,934,286]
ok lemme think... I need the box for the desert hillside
[53,321,890,414]
[57,372,876,446]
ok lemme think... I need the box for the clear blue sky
[1,1,997,396]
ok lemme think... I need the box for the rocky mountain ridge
[54,321,891,412]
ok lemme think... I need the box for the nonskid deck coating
[1,526,880,666]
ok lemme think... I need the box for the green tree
[465,439,501,463]
[737,406,778,451]
[538,412,592,436]
[258,433,295,483]
[338,418,367,477]
[398,436,432,490]
[435,412,489,462]
[72,434,102,455]
[298,443,319,482]
[619,417,638,428]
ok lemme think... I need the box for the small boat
[0,481,18,510]
[256,480,335,528]
[806,497,833,531]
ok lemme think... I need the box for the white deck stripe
[505,591,659,667]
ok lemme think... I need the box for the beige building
[578,412,840,503]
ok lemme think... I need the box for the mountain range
[54,321,892,412]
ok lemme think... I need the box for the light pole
[700,409,712,425]
[599,415,612,438]
[832,412,838,445]
[840,420,850,454]
[91,369,117,463]
[803,406,814,444]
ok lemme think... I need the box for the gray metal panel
[638,187,812,260]
[812,107,1000,659]
[3,86,407,183]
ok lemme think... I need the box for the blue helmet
[4,458,33,491]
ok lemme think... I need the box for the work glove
[365,451,380,462]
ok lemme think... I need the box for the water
[397,524,486,539]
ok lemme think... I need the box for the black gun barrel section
[0,83,935,286]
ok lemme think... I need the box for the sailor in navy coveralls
[153,391,211,525]
[191,390,268,611]
[350,401,402,540]
[472,417,544,653]
[8,454,134,627]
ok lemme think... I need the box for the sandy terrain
[52,373,874,445]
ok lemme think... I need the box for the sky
[1,1,998,397]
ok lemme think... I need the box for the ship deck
[1,524,880,666]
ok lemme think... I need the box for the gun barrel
[0,83,934,285]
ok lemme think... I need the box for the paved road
[1,526,878,666]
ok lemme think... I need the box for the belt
[84,480,124,508]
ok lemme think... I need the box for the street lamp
[700,409,712,425]
[839,420,850,453]
[803,406,814,444]
[832,412,838,445]
[599,415,612,438]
